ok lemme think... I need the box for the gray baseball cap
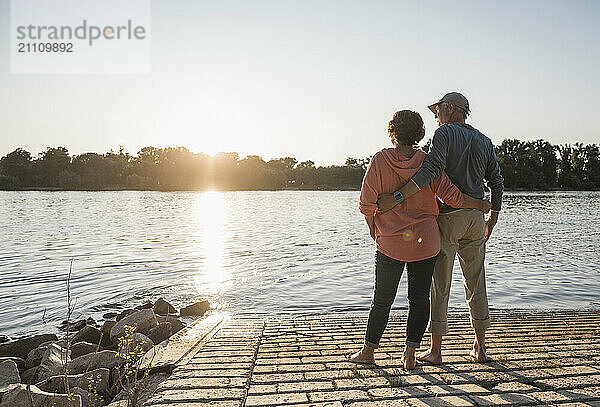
[428,92,470,115]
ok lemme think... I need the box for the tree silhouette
[0,148,32,187]
[1,141,599,191]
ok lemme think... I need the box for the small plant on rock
[114,325,154,407]
[86,371,104,406]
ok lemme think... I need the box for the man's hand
[484,220,495,241]
[480,200,492,214]
[484,210,499,241]
[377,193,398,213]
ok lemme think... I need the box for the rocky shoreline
[0,297,210,407]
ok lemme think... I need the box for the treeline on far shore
[0,139,599,191]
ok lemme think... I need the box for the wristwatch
[393,191,404,203]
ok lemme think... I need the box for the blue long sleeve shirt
[411,123,504,212]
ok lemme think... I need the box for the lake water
[1,191,599,338]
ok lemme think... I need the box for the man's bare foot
[470,343,489,363]
[347,348,375,364]
[403,348,417,370]
[416,348,442,365]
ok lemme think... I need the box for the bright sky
[0,0,599,165]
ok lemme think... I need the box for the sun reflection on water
[193,191,231,296]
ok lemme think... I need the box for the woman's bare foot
[347,346,375,364]
[416,348,442,365]
[403,346,417,370]
[470,342,489,362]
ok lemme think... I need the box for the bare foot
[470,343,489,363]
[403,348,416,370]
[347,348,375,365]
[416,348,442,365]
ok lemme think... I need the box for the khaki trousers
[429,209,490,335]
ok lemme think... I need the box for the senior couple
[349,92,504,370]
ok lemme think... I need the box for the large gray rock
[117,334,154,359]
[148,322,172,344]
[0,357,24,374]
[20,366,39,384]
[68,351,121,374]
[0,360,20,388]
[156,315,184,333]
[71,342,99,359]
[115,309,136,322]
[179,300,210,317]
[110,309,158,342]
[72,326,102,345]
[36,368,110,397]
[0,334,57,360]
[24,342,53,370]
[0,384,81,407]
[24,346,45,370]
[25,343,71,383]
[101,321,116,347]
[153,298,176,316]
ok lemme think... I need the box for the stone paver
[145,311,600,406]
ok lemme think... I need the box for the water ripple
[1,190,599,337]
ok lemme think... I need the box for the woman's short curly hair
[388,110,425,146]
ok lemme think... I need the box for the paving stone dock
[145,311,600,406]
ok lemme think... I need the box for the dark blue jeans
[365,251,437,349]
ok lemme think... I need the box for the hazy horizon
[1,0,599,166]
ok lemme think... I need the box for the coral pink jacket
[359,148,464,262]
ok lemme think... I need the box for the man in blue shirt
[377,92,504,364]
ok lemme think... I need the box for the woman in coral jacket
[348,110,490,369]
